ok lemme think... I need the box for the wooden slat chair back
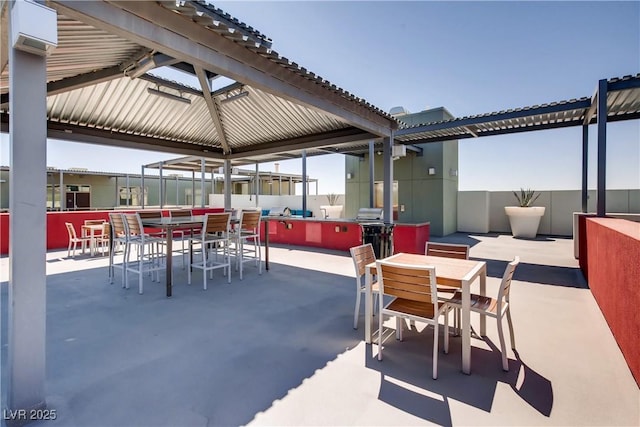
[376,260,446,379]
[122,213,165,294]
[232,210,262,280]
[425,242,470,260]
[445,257,520,371]
[239,210,261,231]
[350,243,376,278]
[169,209,192,218]
[84,219,105,226]
[349,243,379,329]
[124,213,143,236]
[109,213,127,238]
[204,212,231,234]
[189,212,232,289]
[137,210,162,220]
[378,262,438,306]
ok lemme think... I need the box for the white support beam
[584,87,599,125]
[227,128,375,159]
[383,136,394,224]
[224,159,232,209]
[8,35,48,414]
[51,1,395,138]
[195,65,231,154]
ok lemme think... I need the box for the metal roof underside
[0,2,637,162]
[395,74,640,144]
[0,0,396,163]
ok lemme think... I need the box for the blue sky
[1,1,638,192]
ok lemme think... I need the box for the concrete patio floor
[1,233,638,426]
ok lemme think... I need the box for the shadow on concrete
[2,260,364,427]
[476,258,587,288]
[366,326,553,424]
[428,233,484,248]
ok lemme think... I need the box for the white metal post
[8,22,48,413]
[383,136,394,223]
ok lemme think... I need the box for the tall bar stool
[189,212,232,290]
[230,209,262,280]
[169,209,193,269]
[123,213,166,294]
[108,213,129,285]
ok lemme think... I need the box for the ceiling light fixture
[147,87,191,105]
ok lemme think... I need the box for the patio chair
[188,212,232,290]
[169,209,193,269]
[123,213,166,294]
[349,243,379,329]
[230,209,262,280]
[108,213,128,284]
[425,242,470,333]
[65,222,91,258]
[96,222,111,256]
[444,256,520,371]
[376,260,448,379]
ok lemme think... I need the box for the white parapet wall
[208,194,345,218]
[459,189,640,236]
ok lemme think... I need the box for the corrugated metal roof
[396,74,640,144]
[1,0,393,159]
[157,0,393,121]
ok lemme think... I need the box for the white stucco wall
[459,189,640,236]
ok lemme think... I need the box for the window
[119,186,147,206]
[374,181,398,210]
[184,188,203,205]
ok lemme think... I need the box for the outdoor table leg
[265,219,269,271]
[165,227,173,297]
[479,267,487,335]
[461,279,471,374]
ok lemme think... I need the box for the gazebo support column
[8,36,48,415]
[596,79,607,217]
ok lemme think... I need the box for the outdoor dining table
[364,252,487,375]
[81,223,105,256]
[140,215,270,297]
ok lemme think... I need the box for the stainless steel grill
[355,207,384,222]
[268,207,291,217]
[356,207,393,258]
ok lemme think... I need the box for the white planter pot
[319,205,343,219]
[504,206,545,238]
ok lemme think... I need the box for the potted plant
[504,188,545,238]
[319,193,343,218]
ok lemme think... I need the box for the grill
[356,208,394,258]
[268,207,291,217]
[355,207,384,222]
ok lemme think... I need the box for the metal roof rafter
[50,0,395,138]
[195,65,231,154]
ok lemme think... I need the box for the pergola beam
[195,65,231,154]
[395,99,592,137]
[227,128,375,159]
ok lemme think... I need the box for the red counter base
[259,219,362,252]
[586,217,640,387]
[0,208,224,255]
